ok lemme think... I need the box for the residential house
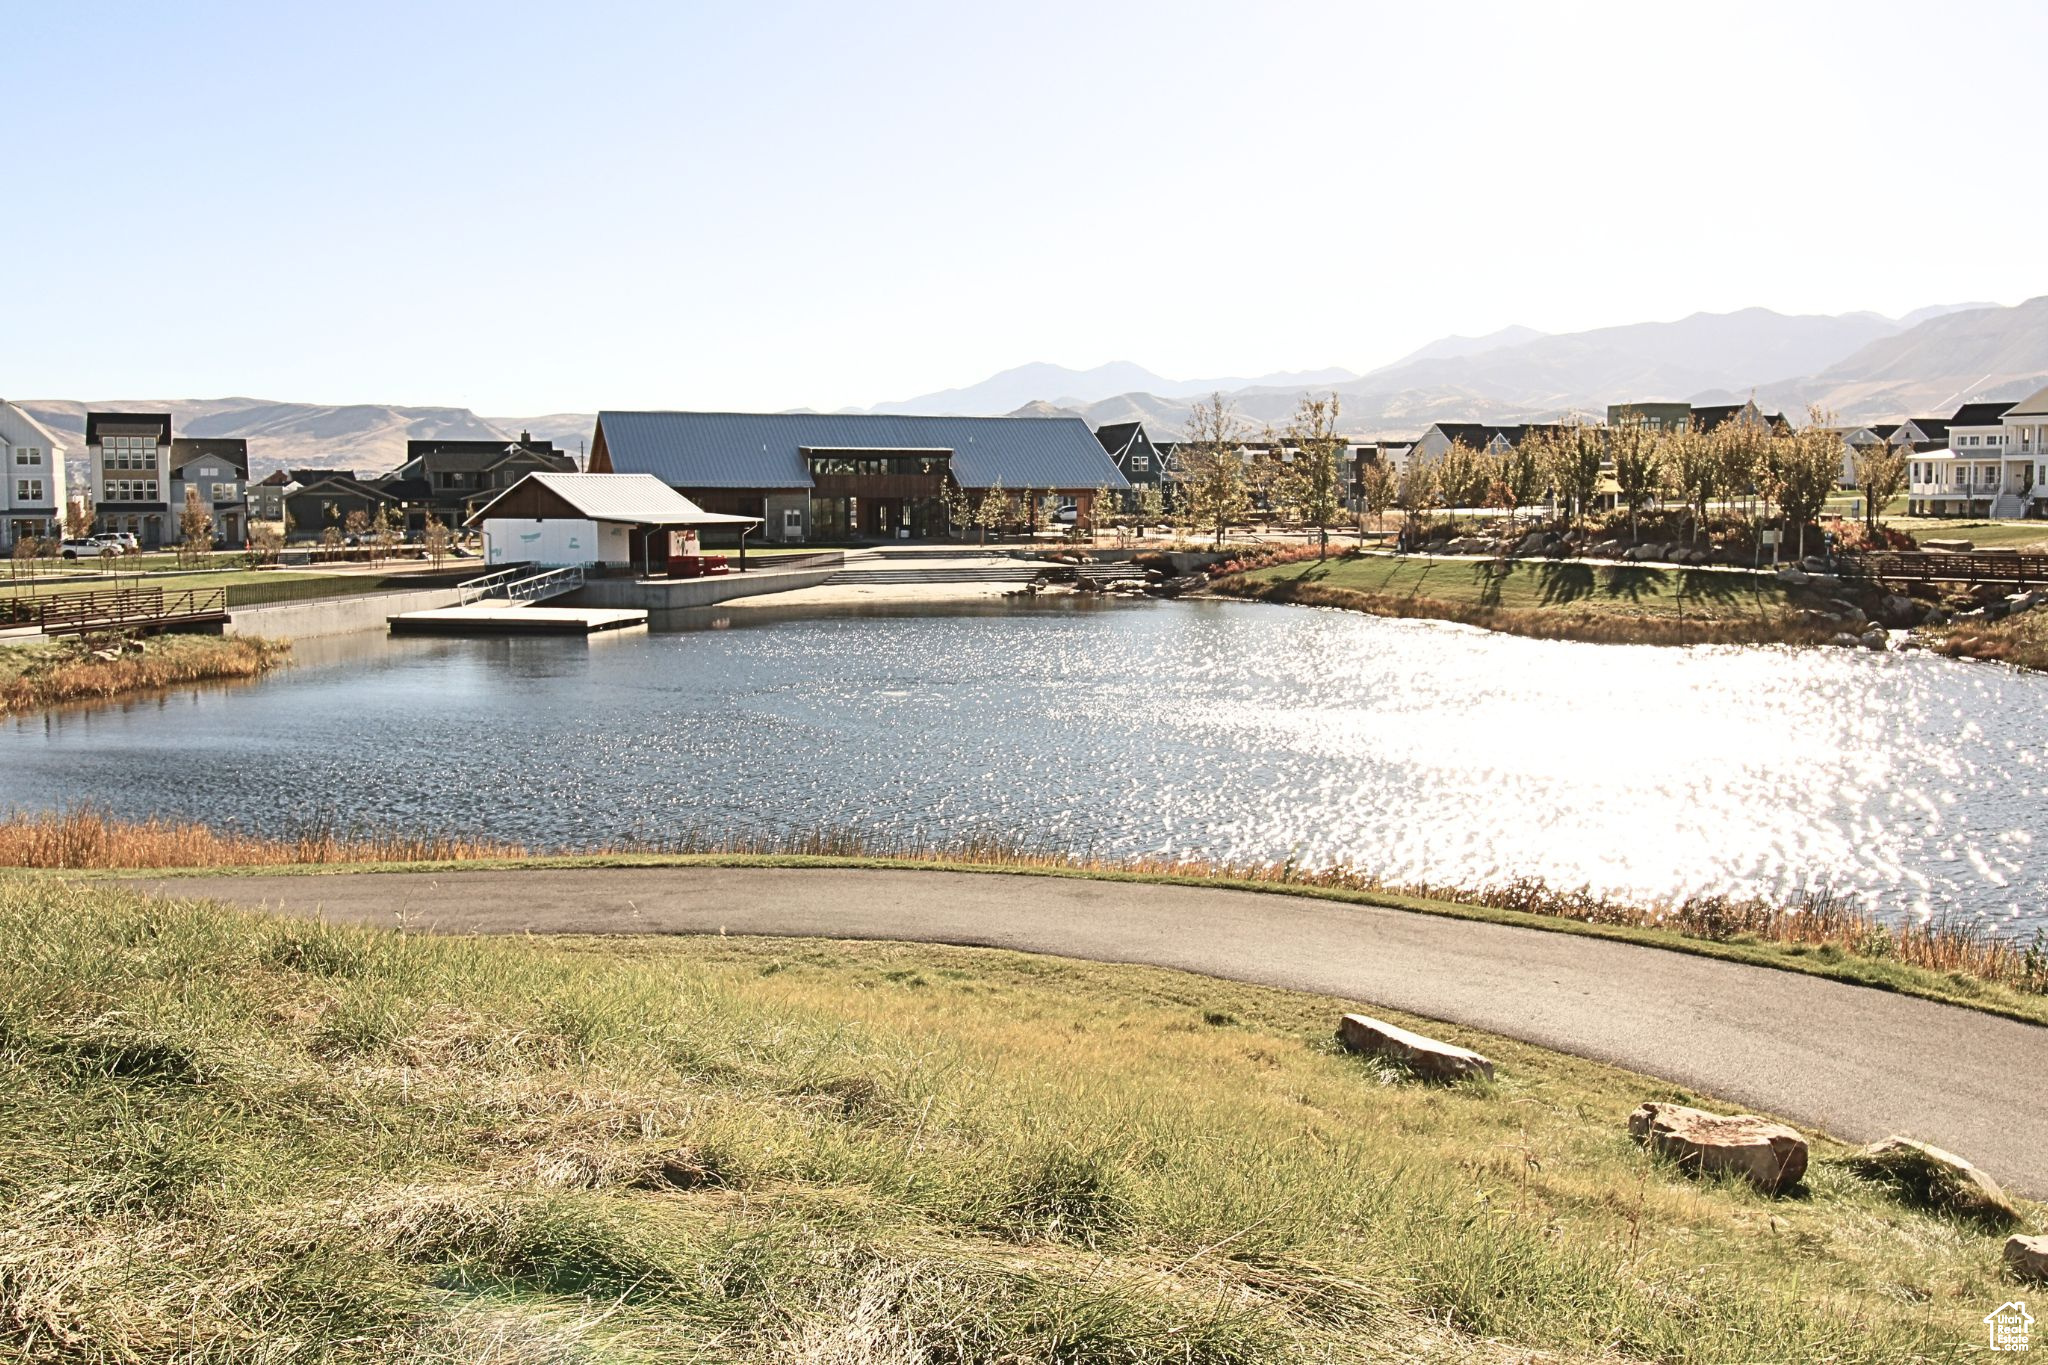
[87,411,174,547]
[0,399,67,550]
[588,411,1128,543]
[251,469,290,524]
[168,437,250,545]
[2001,384,2048,517]
[283,470,399,539]
[389,432,575,530]
[1905,399,2027,517]
[1092,421,1168,500]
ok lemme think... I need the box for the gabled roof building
[589,411,1128,543]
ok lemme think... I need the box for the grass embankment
[8,811,2045,1028]
[1,878,2035,1361]
[1888,518,2048,551]
[0,635,290,716]
[1927,607,2048,673]
[1212,553,1824,647]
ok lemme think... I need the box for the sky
[4,0,2044,416]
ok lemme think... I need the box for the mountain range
[20,297,2046,475]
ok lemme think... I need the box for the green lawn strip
[1888,518,2048,550]
[1240,554,1792,621]
[62,853,2048,1029]
[0,876,2025,1360]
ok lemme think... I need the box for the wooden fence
[32,587,231,636]
[1839,552,2048,588]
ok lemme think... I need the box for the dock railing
[457,564,586,606]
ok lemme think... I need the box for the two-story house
[388,433,575,530]
[2002,384,2048,518]
[1905,400,2026,517]
[87,411,173,547]
[168,438,251,546]
[1,399,68,551]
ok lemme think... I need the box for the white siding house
[0,400,68,551]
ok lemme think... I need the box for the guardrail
[1841,551,2048,587]
[458,564,586,606]
[34,587,230,636]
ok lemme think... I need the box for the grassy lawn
[1887,518,2048,551]
[0,569,328,601]
[0,876,2030,1361]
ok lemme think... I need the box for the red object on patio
[666,554,731,579]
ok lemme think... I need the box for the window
[1131,453,1150,471]
[215,482,238,501]
[15,446,39,465]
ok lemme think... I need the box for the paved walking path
[139,866,2048,1196]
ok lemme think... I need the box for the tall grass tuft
[0,633,291,715]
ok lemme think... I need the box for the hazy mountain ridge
[25,299,2043,470]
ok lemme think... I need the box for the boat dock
[388,603,647,636]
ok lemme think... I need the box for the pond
[3,598,2044,932]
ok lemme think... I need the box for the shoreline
[0,633,291,716]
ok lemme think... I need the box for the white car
[59,538,110,560]
[103,532,140,553]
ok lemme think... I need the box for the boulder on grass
[1845,1136,2022,1230]
[2007,1234,2048,1284]
[1628,1102,1807,1194]
[1336,1013,1493,1083]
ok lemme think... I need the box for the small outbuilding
[466,471,761,575]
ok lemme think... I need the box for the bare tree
[247,522,284,565]
[422,514,454,568]
[1181,392,1252,549]
[1135,483,1165,535]
[1279,393,1348,557]
[972,479,1007,544]
[370,505,400,565]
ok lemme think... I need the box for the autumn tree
[972,479,1007,543]
[422,514,454,568]
[1432,440,1488,514]
[247,521,284,565]
[1089,482,1119,542]
[1606,414,1664,539]
[1357,456,1397,533]
[1852,441,1908,530]
[941,482,972,540]
[370,505,400,564]
[1770,408,1846,560]
[1279,393,1348,557]
[1713,417,1768,521]
[64,496,95,542]
[178,487,214,567]
[1134,483,1165,533]
[344,508,372,545]
[1498,435,1545,524]
[1543,420,1607,527]
[1660,420,1719,545]
[1180,392,1252,548]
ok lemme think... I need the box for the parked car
[1052,506,1079,525]
[101,531,141,554]
[58,537,108,560]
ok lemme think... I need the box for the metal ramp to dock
[389,565,649,636]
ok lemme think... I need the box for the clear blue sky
[5,0,2043,415]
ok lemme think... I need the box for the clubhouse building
[586,411,1128,544]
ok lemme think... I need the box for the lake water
[3,598,2045,932]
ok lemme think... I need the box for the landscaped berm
[1,877,2034,1362]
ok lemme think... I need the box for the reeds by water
[3,808,2039,998]
[0,635,290,715]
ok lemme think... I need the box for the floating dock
[388,604,648,636]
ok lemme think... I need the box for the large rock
[1336,1013,1494,1083]
[1845,1136,2022,1230]
[1628,1102,1808,1194]
[2007,1234,2048,1284]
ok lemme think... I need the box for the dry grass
[0,877,2033,1361]
[1927,608,2048,674]
[4,810,2044,1018]
[0,633,291,715]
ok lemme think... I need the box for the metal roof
[480,472,758,527]
[595,411,1129,491]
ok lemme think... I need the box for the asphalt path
[135,866,2048,1196]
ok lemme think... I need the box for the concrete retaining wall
[229,586,467,640]
[568,565,839,621]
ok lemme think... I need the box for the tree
[1771,408,1846,560]
[1499,436,1545,524]
[1180,392,1251,548]
[1432,440,1487,514]
[1661,421,1719,545]
[343,508,372,549]
[1357,457,1397,533]
[1135,483,1165,534]
[247,521,284,565]
[1277,393,1348,557]
[178,487,214,567]
[64,496,94,542]
[1713,417,1768,522]
[1089,483,1119,542]
[1394,457,1435,538]
[941,482,972,540]
[320,525,345,555]
[422,514,454,568]
[1542,421,1606,527]
[972,479,1007,544]
[1606,415,1664,539]
[1852,440,1908,530]
[370,505,400,565]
